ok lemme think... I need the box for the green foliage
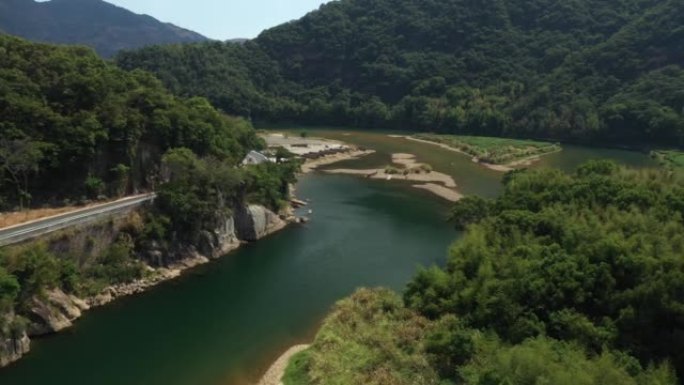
[458,337,675,385]
[298,288,439,385]
[84,175,106,199]
[652,150,684,173]
[244,161,299,211]
[282,350,313,385]
[116,41,289,119]
[152,147,297,245]
[384,166,400,175]
[154,148,242,241]
[0,34,258,207]
[294,288,674,385]
[84,237,145,286]
[448,196,492,230]
[0,139,50,209]
[406,161,684,378]
[1,243,61,303]
[0,266,19,314]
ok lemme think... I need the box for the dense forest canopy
[0,34,260,209]
[116,0,684,147]
[0,0,207,57]
[406,161,684,382]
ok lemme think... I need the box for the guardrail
[0,194,156,247]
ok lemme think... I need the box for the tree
[0,139,47,209]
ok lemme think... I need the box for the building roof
[241,150,270,165]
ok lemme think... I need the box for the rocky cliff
[0,332,29,368]
[27,289,89,336]
[235,204,287,242]
[0,312,30,367]
[0,203,290,367]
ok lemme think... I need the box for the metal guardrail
[0,194,156,247]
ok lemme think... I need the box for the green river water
[0,132,657,385]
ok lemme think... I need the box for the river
[0,132,657,385]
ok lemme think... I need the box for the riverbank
[87,206,295,310]
[257,345,310,385]
[0,204,294,368]
[324,153,463,202]
[404,135,561,172]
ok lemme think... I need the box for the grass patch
[414,133,560,165]
[282,349,312,385]
[651,150,684,171]
[301,288,438,385]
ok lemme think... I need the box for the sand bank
[301,149,375,173]
[257,344,310,385]
[325,153,462,202]
[413,183,464,202]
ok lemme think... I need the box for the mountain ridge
[0,0,208,57]
[115,0,683,147]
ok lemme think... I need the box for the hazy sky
[103,0,330,40]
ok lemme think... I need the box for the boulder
[27,289,85,336]
[235,204,285,241]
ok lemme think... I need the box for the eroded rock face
[235,205,284,242]
[218,216,239,251]
[197,215,240,258]
[0,332,30,367]
[27,289,87,336]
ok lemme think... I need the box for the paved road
[0,194,156,247]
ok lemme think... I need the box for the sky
[102,0,331,40]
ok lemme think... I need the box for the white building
[241,150,271,166]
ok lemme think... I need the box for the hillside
[0,33,259,209]
[117,0,684,147]
[0,0,207,57]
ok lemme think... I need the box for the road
[0,194,156,247]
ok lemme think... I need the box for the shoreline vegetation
[407,134,562,172]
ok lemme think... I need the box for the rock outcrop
[1,203,292,367]
[198,215,240,258]
[235,205,286,242]
[27,289,88,336]
[0,331,30,367]
[0,311,31,367]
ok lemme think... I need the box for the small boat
[308,209,313,215]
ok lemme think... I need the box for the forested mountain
[117,0,684,147]
[0,0,207,57]
[0,34,260,209]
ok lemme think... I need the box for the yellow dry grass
[0,204,90,229]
